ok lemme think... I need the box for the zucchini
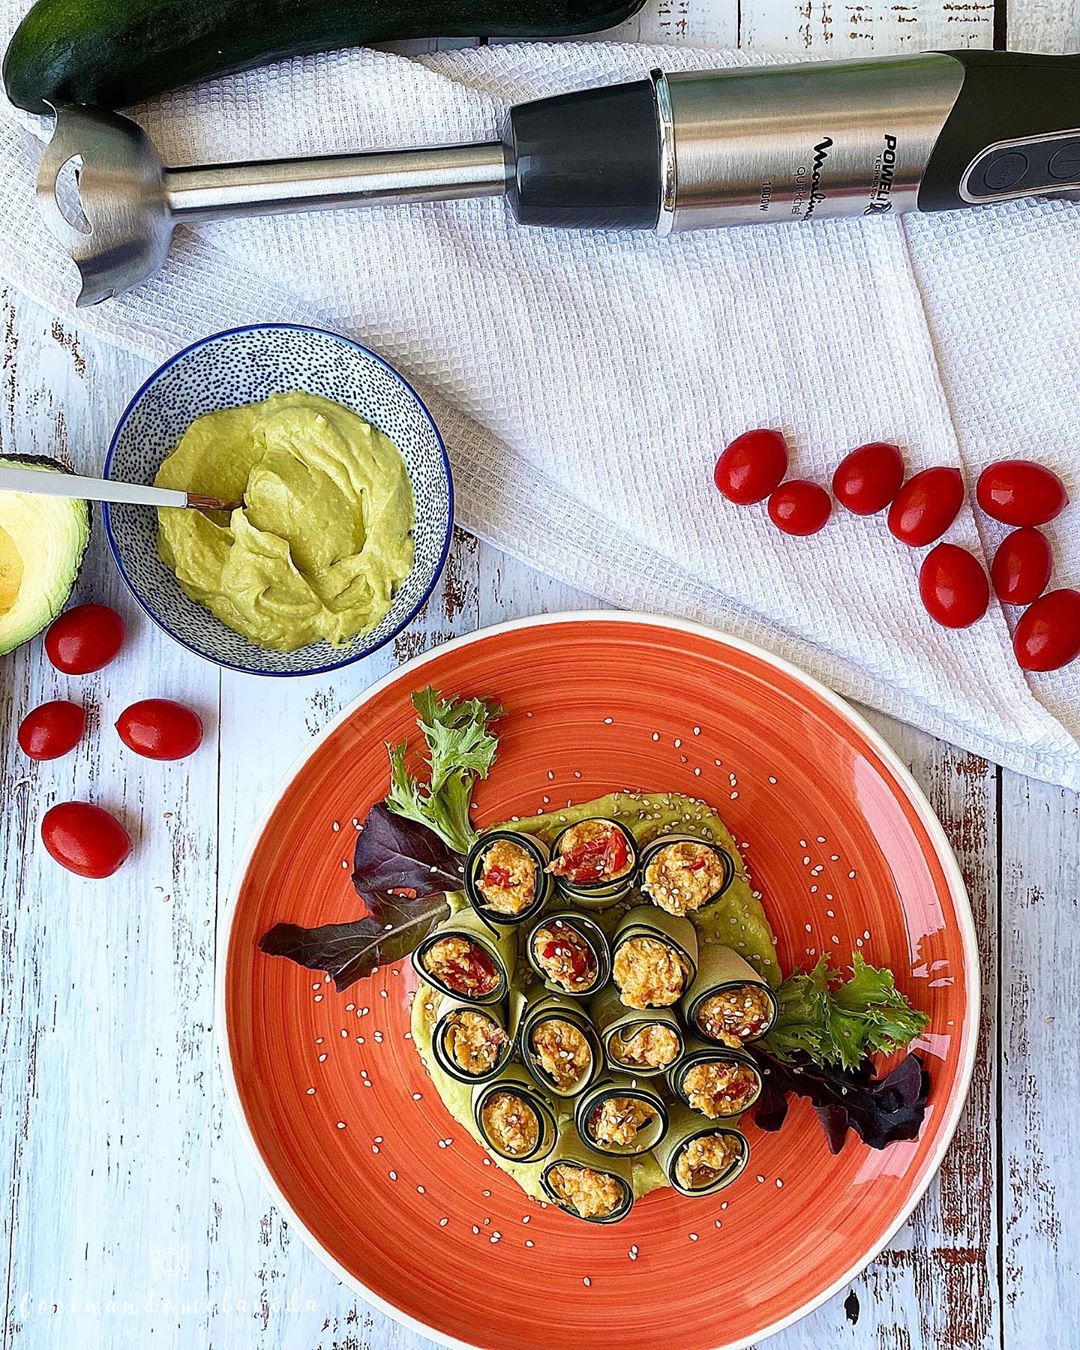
[4,0,649,113]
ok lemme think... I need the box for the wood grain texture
[2,0,1078,1342]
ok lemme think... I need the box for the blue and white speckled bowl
[104,325,453,676]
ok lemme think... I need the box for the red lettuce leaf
[351,801,465,902]
[751,1048,929,1153]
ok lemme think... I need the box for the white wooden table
[2,2,1078,1345]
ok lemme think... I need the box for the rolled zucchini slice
[639,833,735,917]
[412,908,517,1006]
[472,1065,558,1164]
[575,1072,668,1157]
[611,905,698,1010]
[547,817,638,907]
[431,997,514,1084]
[681,944,778,1045]
[540,1125,635,1224]
[654,1104,749,1198]
[667,1036,763,1119]
[526,911,611,998]
[464,829,553,927]
[517,988,602,1099]
[590,983,685,1077]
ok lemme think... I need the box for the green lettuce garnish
[762,954,930,1072]
[385,687,502,855]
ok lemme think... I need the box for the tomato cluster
[21,602,205,879]
[713,433,1076,670]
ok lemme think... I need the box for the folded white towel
[1,25,1076,787]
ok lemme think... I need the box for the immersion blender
[37,49,1080,304]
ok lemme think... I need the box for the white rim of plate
[215,610,980,1350]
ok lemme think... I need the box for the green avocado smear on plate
[155,392,414,652]
[411,789,778,1205]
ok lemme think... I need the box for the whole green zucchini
[4,0,648,113]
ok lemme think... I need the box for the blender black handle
[918,50,1080,211]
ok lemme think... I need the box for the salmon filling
[443,1009,506,1076]
[588,1096,655,1148]
[475,838,538,915]
[675,1133,743,1191]
[608,1022,681,1070]
[696,985,774,1043]
[531,920,599,993]
[548,820,633,886]
[481,1092,540,1157]
[682,1060,760,1117]
[530,1018,592,1092]
[422,936,500,998]
[612,935,689,1009]
[547,1164,624,1220]
[643,840,729,916]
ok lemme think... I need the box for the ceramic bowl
[104,324,452,676]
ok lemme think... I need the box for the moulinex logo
[802,137,833,220]
[864,134,900,215]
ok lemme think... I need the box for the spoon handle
[1,465,189,509]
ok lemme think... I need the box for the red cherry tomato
[918,544,990,629]
[115,698,203,760]
[887,467,964,547]
[990,528,1053,605]
[17,700,86,760]
[767,480,832,536]
[832,441,905,515]
[45,603,125,674]
[1013,588,1080,672]
[976,460,1068,527]
[40,801,131,878]
[713,429,789,505]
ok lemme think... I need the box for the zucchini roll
[681,944,778,1045]
[540,1126,635,1224]
[431,997,513,1084]
[668,1037,763,1118]
[611,906,698,1010]
[575,1073,668,1156]
[527,911,610,997]
[517,989,602,1099]
[546,817,638,906]
[412,908,516,1006]
[639,833,735,916]
[472,1065,558,1164]
[654,1104,749,1198]
[590,983,684,1076]
[465,830,552,926]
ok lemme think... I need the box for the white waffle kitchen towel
[0,26,1077,788]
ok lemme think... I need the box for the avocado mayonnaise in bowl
[104,324,452,676]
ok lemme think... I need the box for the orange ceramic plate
[220,613,978,1350]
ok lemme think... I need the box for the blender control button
[1048,141,1080,182]
[979,151,1029,193]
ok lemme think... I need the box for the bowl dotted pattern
[222,615,978,1350]
[104,325,452,676]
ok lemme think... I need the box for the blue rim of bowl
[102,323,455,678]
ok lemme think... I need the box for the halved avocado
[0,454,90,655]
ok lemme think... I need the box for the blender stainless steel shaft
[36,49,1080,305]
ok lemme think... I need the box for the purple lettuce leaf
[351,801,465,902]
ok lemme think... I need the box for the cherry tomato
[918,544,990,629]
[115,698,203,760]
[767,480,832,536]
[832,441,905,515]
[1013,588,1080,672]
[45,603,125,674]
[887,466,964,547]
[713,429,788,505]
[976,459,1068,527]
[17,700,86,760]
[990,527,1053,605]
[40,801,131,878]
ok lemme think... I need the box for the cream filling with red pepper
[422,935,499,998]
[547,819,632,886]
[475,838,538,916]
[531,920,599,993]
[643,840,728,916]
[444,1009,506,1076]
[481,1092,540,1157]
[674,1133,742,1191]
[588,1096,655,1148]
[547,1163,624,1220]
[682,1060,759,1117]
[696,985,773,1044]
[612,935,689,1009]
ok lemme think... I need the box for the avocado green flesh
[411,791,778,1209]
[0,456,90,656]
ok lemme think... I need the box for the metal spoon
[0,464,241,512]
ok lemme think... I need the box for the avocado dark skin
[3,0,648,113]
